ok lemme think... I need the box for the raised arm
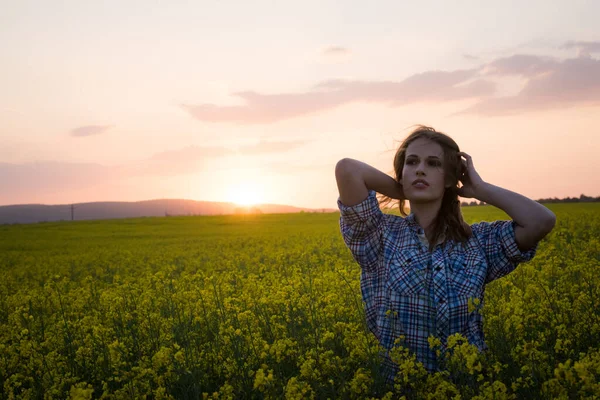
[476,183,555,251]
[335,158,405,206]
[457,152,556,252]
[335,158,404,272]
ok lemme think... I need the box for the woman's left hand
[456,152,486,199]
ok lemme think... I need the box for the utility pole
[70,204,79,220]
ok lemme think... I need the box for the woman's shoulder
[468,219,515,240]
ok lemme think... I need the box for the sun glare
[227,182,263,206]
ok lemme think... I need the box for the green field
[1,203,599,399]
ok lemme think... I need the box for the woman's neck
[410,199,442,239]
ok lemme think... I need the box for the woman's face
[399,138,448,204]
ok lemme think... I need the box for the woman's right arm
[335,158,405,272]
[335,158,405,206]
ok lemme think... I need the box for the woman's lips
[412,182,429,189]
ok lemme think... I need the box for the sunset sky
[2,0,600,209]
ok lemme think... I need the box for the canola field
[1,203,599,399]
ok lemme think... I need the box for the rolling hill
[0,198,336,224]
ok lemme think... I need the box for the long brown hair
[378,125,472,251]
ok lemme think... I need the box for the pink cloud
[181,41,600,121]
[70,125,113,137]
[562,40,600,56]
[458,54,600,115]
[0,140,309,201]
[0,161,118,205]
[482,54,557,77]
[463,54,480,61]
[181,69,495,124]
[322,46,350,56]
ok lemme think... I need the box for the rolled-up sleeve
[472,220,539,284]
[337,190,387,272]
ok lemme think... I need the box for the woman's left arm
[457,152,556,252]
[477,182,556,251]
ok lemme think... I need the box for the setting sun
[227,182,264,206]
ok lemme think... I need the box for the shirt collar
[405,211,423,234]
[406,211,448,246]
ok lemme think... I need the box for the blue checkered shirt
[337,190,539,380]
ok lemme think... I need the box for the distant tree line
[461,194,599,207]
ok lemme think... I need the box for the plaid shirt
[337,190,539,380]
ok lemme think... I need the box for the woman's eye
[407,159,440,166]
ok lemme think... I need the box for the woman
[334,125,555,383]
